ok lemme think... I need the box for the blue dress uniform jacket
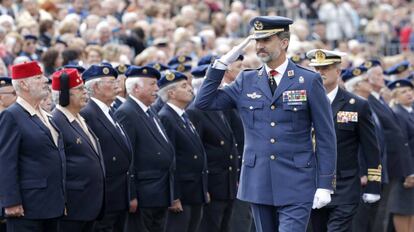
[115,97,175,207]
[80,100,135,212]
[0,103,66,219]
[186,105,240,200]
[158,104,208,204]
[195,61,337,206]
[52,109,105,221]
[392,104,414,172]
[329,88,381,205]
[368,95,413,178]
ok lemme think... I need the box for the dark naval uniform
[311,87,381,232]
[158,103,208,232]
[195,59,337,230]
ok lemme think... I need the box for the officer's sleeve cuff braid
[367,165,382,182]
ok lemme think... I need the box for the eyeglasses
[71,85,86,91]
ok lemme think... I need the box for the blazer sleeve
[0,111,23,208]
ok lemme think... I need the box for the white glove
[362,193,380,203]
[219,35,254,66]
[312,188,332,209]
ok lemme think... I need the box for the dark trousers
[311,204,358,232]
[126,207,167,232]
[0,219,6,232]
[166,204,203,232]
[230,199,253,232]
[251,202,312,232]
[60,219,95,232]
[94,210,127,232]
[6,218,59,232]
[200,199,234,232]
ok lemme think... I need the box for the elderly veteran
[195,16,337,232]
[0,61,66,232]
[307,49,381,232]
[0,77,17,112]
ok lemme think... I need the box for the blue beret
[24,34,38,41]
[249,16,293,39]
[63,64,86,74]
[158,70,187,88]
[147,62,169,72]
[191,65,209,78]
[406,72,414,80]
[115,64,130,75]
[359,59,381,69]
[290,53,306,64]
[387,79,413,90]
[0,77,12,87]
[170,63,192,73]
[168,55,192,66]
[198,54,218,66]
[384,61,410,75]
[125,65,160,79]
[83,63,118,82]
[341,66,368,82]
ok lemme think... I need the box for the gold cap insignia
[143,69,148,74]
[254,20,264,30]
[315,50,326,63]
[352,68,361,76]
[177,64,185,72]
[118,65,126,73]
[364,61,372,68]
[0,80,5,85]
[165,71,175,81]
[396,82,401,87]
[397,65,406,72]
[103,67,109,75]
[178,56,186,63]
[153,63,161,71]
[292,55,300,62]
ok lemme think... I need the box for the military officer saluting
[195,16,337,231]
[307,50,381,232]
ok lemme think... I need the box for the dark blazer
[151,97,165,113]
[52,108,105,221]
[115,97,175,208]
[223,109,244,171]
[111,97,124,111]
[368,95,413,178]
[0,103,66,219]
[158,104,208,204]
[392,104,414,174]
[80,100,135,212]
[329,88,381,205]
[187,103,239,200]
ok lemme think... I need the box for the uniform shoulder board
[296,64,316,73]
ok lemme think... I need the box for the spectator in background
[41,48,63,77]
[62,47,82,66]
[39,19,54,48]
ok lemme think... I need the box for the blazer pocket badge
[337,111,358,123]
[247,92,262,99]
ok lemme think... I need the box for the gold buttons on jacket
[194,155,198,159]
[270,105,276,110]
[270,155,276,160]
[293,107,298,112]
[229,167,233,171]
[112,156,117,161]
[270,138,276,143]
[249,106,254,110]
[230,155,233,159]
[270,122,276,127]
[220,140,225,146]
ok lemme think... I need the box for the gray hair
[51,90,60,105]
[11,77,36,94]
[84,78,101,97]
[125,78,144,95]
[157,82,179,102]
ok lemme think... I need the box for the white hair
[122,12,138,25]
[51,90,60,105]
[125,78,144,95]
[96,21,110,33]
[11,76,37,94]
[344,76,365,93]
[0,14,14,27]
[84,78,101,96]
[157,82,179,102]
[191,78,205,96]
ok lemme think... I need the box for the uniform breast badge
[287,70,294,77]
[283,90,307,105]
[299,76,304,83]
[247,92,262,99]
[337,111,358,123]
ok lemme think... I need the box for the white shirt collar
[129,95,149,113]
[91,97,111,115]
[116,96,126,103]
[56,105,77,122]
[264,58,289,78]
[16,96,51,117]
[402,105,413,113]
[370,91,381,100]
[327,85,339,104]
[167,102,185,117]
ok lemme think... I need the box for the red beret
[51,68,83,91]
[11,61,43,80]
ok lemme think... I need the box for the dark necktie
[182,112,195,134]
[269,69,278,95]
